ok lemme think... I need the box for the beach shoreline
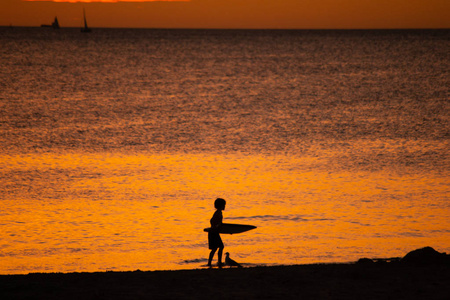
[1,261,449,300]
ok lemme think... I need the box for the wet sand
[1,263,449,300]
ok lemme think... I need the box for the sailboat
[52,17,60,29]
[41,17,60,29]
[81,9,92,33]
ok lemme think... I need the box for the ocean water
[0,28,449,274]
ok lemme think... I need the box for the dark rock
[357,258,374,265]
[401,247,449,265]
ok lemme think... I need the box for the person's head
[214,198,226,210]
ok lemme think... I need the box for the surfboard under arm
[203,223,257,234]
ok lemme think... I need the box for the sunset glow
[1,0,448,275]
[24,0,188,2]
[2,0,449,28]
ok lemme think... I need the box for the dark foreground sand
[1,262,449,300]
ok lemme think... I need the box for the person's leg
[218,247,224,267]
[208,248,217,267]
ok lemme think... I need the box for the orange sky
[1,0,449,29]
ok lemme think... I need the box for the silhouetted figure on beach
[207,198,226,268]
[225,252,242,268]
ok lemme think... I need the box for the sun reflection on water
[0,152,448,274]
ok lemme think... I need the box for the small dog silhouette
[225,252,242,268]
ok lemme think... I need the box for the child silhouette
[207,198,226,268]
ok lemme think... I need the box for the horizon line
[2,25,450,30]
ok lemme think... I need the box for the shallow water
[0,28,449,274]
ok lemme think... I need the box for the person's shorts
[208,231,224,249]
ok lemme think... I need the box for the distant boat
[41,17,60,29]
[81,9,92,33]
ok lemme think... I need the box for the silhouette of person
[207,198,226,268]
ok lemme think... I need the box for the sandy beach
[1,261,449,300]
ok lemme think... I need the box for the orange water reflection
[0,152,448,274]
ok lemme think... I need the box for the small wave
[228,215,313,222]
[181,258,208,264]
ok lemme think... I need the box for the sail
[81,9,92,33]
[41,16,60,29]
[52,17,60,29]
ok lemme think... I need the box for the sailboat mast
[81,8,92,33]
[83,9,88,28]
